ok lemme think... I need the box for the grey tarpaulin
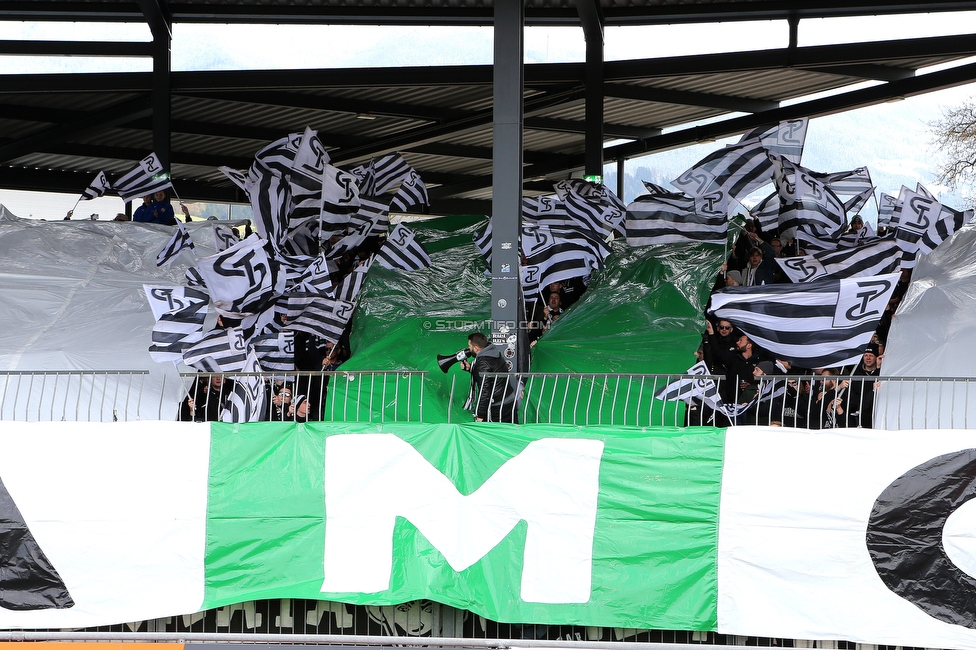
[876,220,976,428]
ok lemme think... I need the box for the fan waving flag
[80,171,110,201]
[114,153,172,202]
[776,238,902,283]
[156,221,195,267]
[376,223,432,271]
[625,190,727,246]
[709,273,900,368]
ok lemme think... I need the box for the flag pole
[65,196,84,220]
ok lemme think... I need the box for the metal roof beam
[602,83,779,112]
[801,64,916,81]
[329,86,584,165]
[524,117,661,140]
[0,141,254,171]
[603,33,976,79]
[175,90,467,123]
[0,96,153,165]
[0,34,969,94]
[0,40,152,56]
[430,59,976,199]
[406,142,553,165]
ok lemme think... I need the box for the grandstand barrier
[4,370,974,430]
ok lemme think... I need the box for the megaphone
[437,348,474,373]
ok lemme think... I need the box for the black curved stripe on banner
[866,448,976,628]
[0,477,73,610]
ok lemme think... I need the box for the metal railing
[0,371,157,421]
[6,370,976,430]
[475,372,976,430]
[178,370,428,423]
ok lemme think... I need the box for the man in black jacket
[462,332,519,423]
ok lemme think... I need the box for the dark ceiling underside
[3,0,976,215]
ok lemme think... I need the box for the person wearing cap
[702,320,769,422]
[847,342,882,428]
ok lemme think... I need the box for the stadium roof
[3,0,976,214]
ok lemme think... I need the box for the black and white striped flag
[775,158,846,242]
[352,152,412,196]
[251,132,303,179]
[285,294,357,344]
[776,238,902,283]
[294,253,339,296]
[843,186,875,217]
[739,118,809,164]
[335,256,373,303]
[654,361,720,404]
[80,171,110,201]
[625,190,727,246]
[247,166,293,256]
[290,127,331,218]
[522,264,543,318]
[325,221,371,261]
[672,137,773,201]
[878,192,899,228]
[114,152,172,202]
[145,286,209,364]
[195,235,284,318]
[813,166,873,196]
[220,349,266,424]
[156,221,195,267]
[896,190,973,267]
[376,223,432,271]
[522,224,607,289]
[709,273,900,368]
[473,221,493,267]
[320,163,361,225]
[348,195,390,237]
[390,169,429,212]
[182,326,249,373]
[218,166,248,192]
[749,191,780,233]
[563,187,626,238]
[522,195,569,226]
[251,330,296,373]
[212,223,240,253]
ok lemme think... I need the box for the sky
[2,13,976,219]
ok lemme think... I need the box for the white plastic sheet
[0,206,239,421]
[876,221,976,429]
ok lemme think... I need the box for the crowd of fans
[178,331,351,423]
[691,215,907,429]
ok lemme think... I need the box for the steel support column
[139,0,172,174]
[577,0,605,179]
[490,0,524,371]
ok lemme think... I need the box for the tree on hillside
[930,98,976,203]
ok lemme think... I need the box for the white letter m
[322,434,604,603]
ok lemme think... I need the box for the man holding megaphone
[458,332,519,423]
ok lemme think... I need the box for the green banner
[205,422,724,630]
